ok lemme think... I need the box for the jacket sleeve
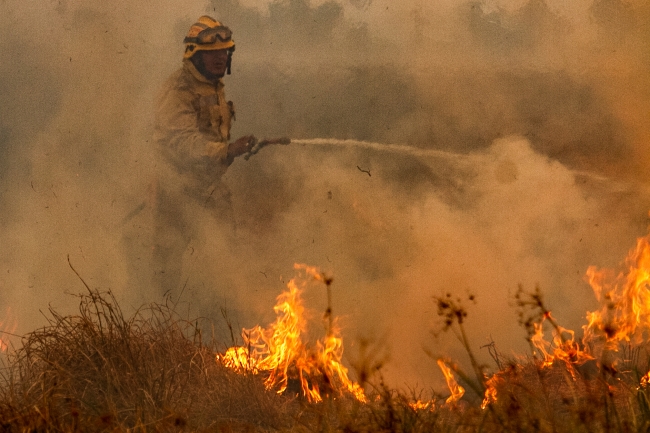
[154,80,229,169]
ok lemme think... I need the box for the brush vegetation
[0,285,649,432]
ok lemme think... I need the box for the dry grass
[0,284,649,431]
[0,289,291,431]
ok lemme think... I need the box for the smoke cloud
[0,0,648,389]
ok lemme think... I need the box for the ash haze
[0,0,649,391]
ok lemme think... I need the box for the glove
[227,135,256,159]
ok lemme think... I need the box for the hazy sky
[0,0,648,390]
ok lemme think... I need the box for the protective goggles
[184,26,233,46]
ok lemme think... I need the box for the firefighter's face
[201,49,229,77]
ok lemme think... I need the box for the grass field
[1,237,650,432]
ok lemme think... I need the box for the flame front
[524,230,650,384]
[217,231,650,406]
[217,264,367,403]
[583,235,650,354]
[437,359,465,404]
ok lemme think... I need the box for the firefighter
[151,16,254,297]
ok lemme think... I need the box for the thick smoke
[0,0,648,389]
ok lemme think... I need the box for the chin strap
[226,49,234,75]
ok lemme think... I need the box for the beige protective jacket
[154,59,235,202]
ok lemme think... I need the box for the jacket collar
[183,58,223,87]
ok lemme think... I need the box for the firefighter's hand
[227,135,256,159]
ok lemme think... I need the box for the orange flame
[0,307,17,352]
[583,235,650,354]
[409,400,435,411]
[527,230,650,374]
[530,321,555,368]
[437,359,465,404]
[529,311,593,374]
[216,229,650,407]
[217,264,367,403]
[641,370,650,388]
[481,374,502,409]
[217,346,258,373]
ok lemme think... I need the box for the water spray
[245,137,476,162]
[290,138,473,162]
[244,137,617,187]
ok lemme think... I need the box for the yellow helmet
[183,16,235,60]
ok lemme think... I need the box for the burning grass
[0,285,444,431]
[3,234,650,431]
